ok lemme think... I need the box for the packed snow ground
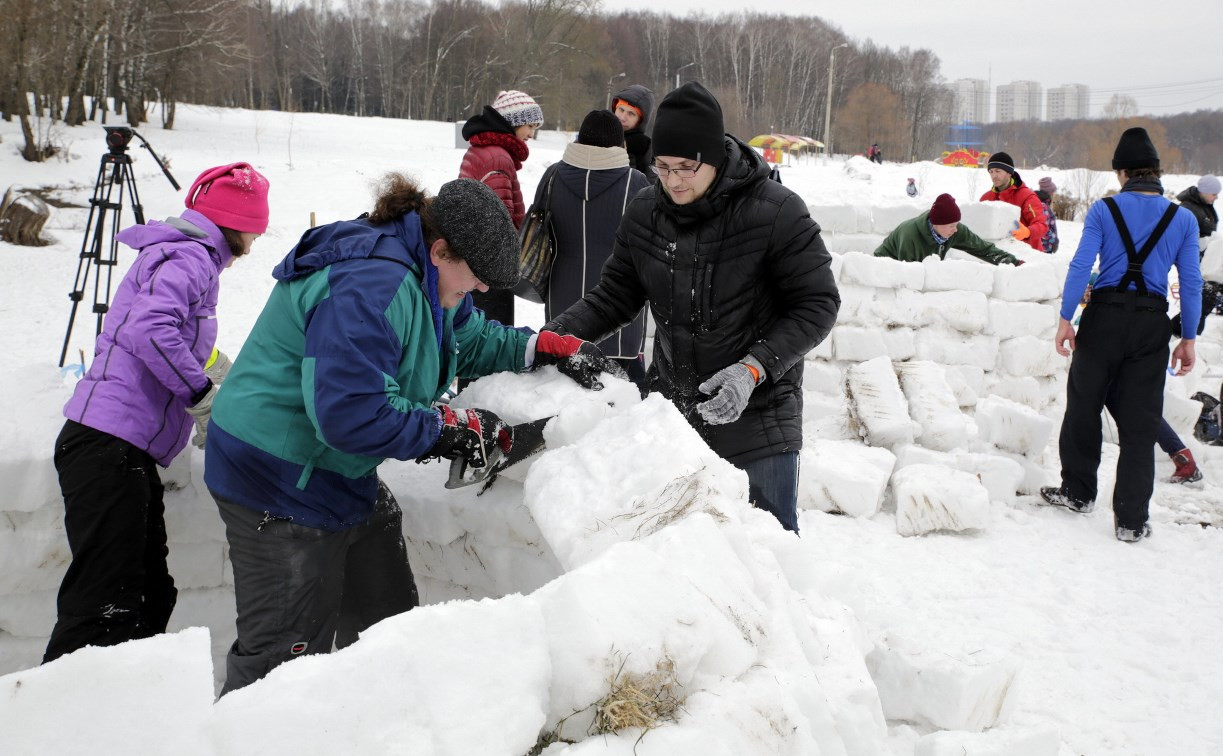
[1,104,1221,756]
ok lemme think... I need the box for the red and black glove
[533,330,625,390]
[425,406,512,468]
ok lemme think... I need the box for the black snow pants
[44,420,177,663]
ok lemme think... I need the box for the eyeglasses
[651,163,702,179]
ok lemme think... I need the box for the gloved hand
[185,381,217,449]
[425,406,512,469]
[533,330,625,391]
[696,356,764,425]
[1013,259,1026,267]
[1011,222,1030,241]
[204,348,232,384]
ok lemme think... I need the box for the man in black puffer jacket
[1172,174,1220,336]
[545,82,840,533]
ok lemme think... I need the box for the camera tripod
[58,126,179,367]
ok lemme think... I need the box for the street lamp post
[675,62,697,89]
[823,43,849,158]
[605,72,626,109]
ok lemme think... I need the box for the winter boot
[1169,448,1203,484]
[1039,486,1095,513]
[1116,522,1153,543]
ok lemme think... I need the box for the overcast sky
[602,0,1223,117]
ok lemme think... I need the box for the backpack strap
[1102,197,1180,295]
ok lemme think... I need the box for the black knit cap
[577,109,624,148]
[1112,127,1160,170]
[651,81,725,168]
[987,152,1015,174]
[432,179,520,289]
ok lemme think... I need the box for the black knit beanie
[1112,127,1160,170]
[432,179,520,289]
[577,109,625,148]
[987,152,1015,174]
[651,81,725,168]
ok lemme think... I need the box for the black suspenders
[1101,196,1180,295]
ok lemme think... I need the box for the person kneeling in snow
[544,82,841,534]
[873,193,1022,266]
[204,176,620,694]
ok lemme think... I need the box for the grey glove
[696,355,764,425]
[204,348,232,384]
[185,382,218,449]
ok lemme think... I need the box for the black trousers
[215,479,418,695]
[1058,303,1171,530]
[44,421,177,663]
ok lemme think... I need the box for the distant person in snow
[458,89,544,328]
[1035,176,1060,253]
[980,151,1047,251]
[874,193,1022,266]
[44,162,270,664]
[544,81,841,533]
[1041,127,1201,543]
[610,84,655,175]
[906,177,918,197]
[544,109,651,385]
[203,176,620,694]
[1170,174,1220,337]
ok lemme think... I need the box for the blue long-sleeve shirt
[1060,192,1202,338]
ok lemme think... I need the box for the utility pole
[824,43,849,157]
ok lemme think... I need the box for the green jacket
[874,212,1019,266]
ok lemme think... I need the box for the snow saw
[445,415,552,493]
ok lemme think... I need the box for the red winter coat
[980,180,1047,250]
[459,139,526,229]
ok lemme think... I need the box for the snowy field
[0,104,1221,756]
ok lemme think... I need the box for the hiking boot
[1039,486,1095,514]
[1116,523,1153,543]
[1169,448,1203,484]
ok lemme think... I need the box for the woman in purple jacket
[44,162,270,663]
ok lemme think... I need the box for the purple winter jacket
[62,209,233,466]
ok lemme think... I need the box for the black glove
[426,406,511,469]
[532,330,625,390]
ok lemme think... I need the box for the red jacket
[980,181,1047,250]
[459,143,525,229]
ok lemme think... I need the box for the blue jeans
[736,451,800,533]
[1155,418,1185,456]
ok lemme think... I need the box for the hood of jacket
[116,209,231,271]
[655,134,769,225]
[612,84,655,131]
[273,212,426,282]
[557,144,636,203]
[462,105,516,140]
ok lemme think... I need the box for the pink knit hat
[185,162,270,233]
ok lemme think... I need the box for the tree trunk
[0,187,52,245]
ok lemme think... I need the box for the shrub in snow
[921,256,995,294]
[840,252,924,290]
[867,631,1021,732]
[798,439,896,517]
[896,361,971,452]
[890,464,991,536]
[847,356,916,448]
[975,394,1054,457]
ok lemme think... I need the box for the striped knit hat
[492,90,544,128]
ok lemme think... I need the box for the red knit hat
[929,193,961,225]
[185,162,271,234]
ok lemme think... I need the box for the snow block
[976,394,1054,457]
[822,232,886,256]
[893,448,1024,506]
[832,326,890,362]
[872,204,925,235]
[986,300,1058,339]
[922,256,995,294]
[809,204,870,234]
[836,283,882,326]
[878,288,938,328]
[0,628,215,756]
[991,262,1061,302]
[896,361,970,452]
[962,200,1020,240]
[882,327,916,360]
[803,392,855,441]
[915,331,1000,371]
[840,252,925,290]
[914,727,1060,756]
[891,464,991,536]
[1201,235,1223,283]
[943,364,985,408]
[803,360,845,395]
[1163,389,1203,440]
[847,356,916,448]
[982,374,1041,407]
[799,439,896,517]
[997,336,1063,377]
[931,290,990,333]
[867,632,1021,731]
